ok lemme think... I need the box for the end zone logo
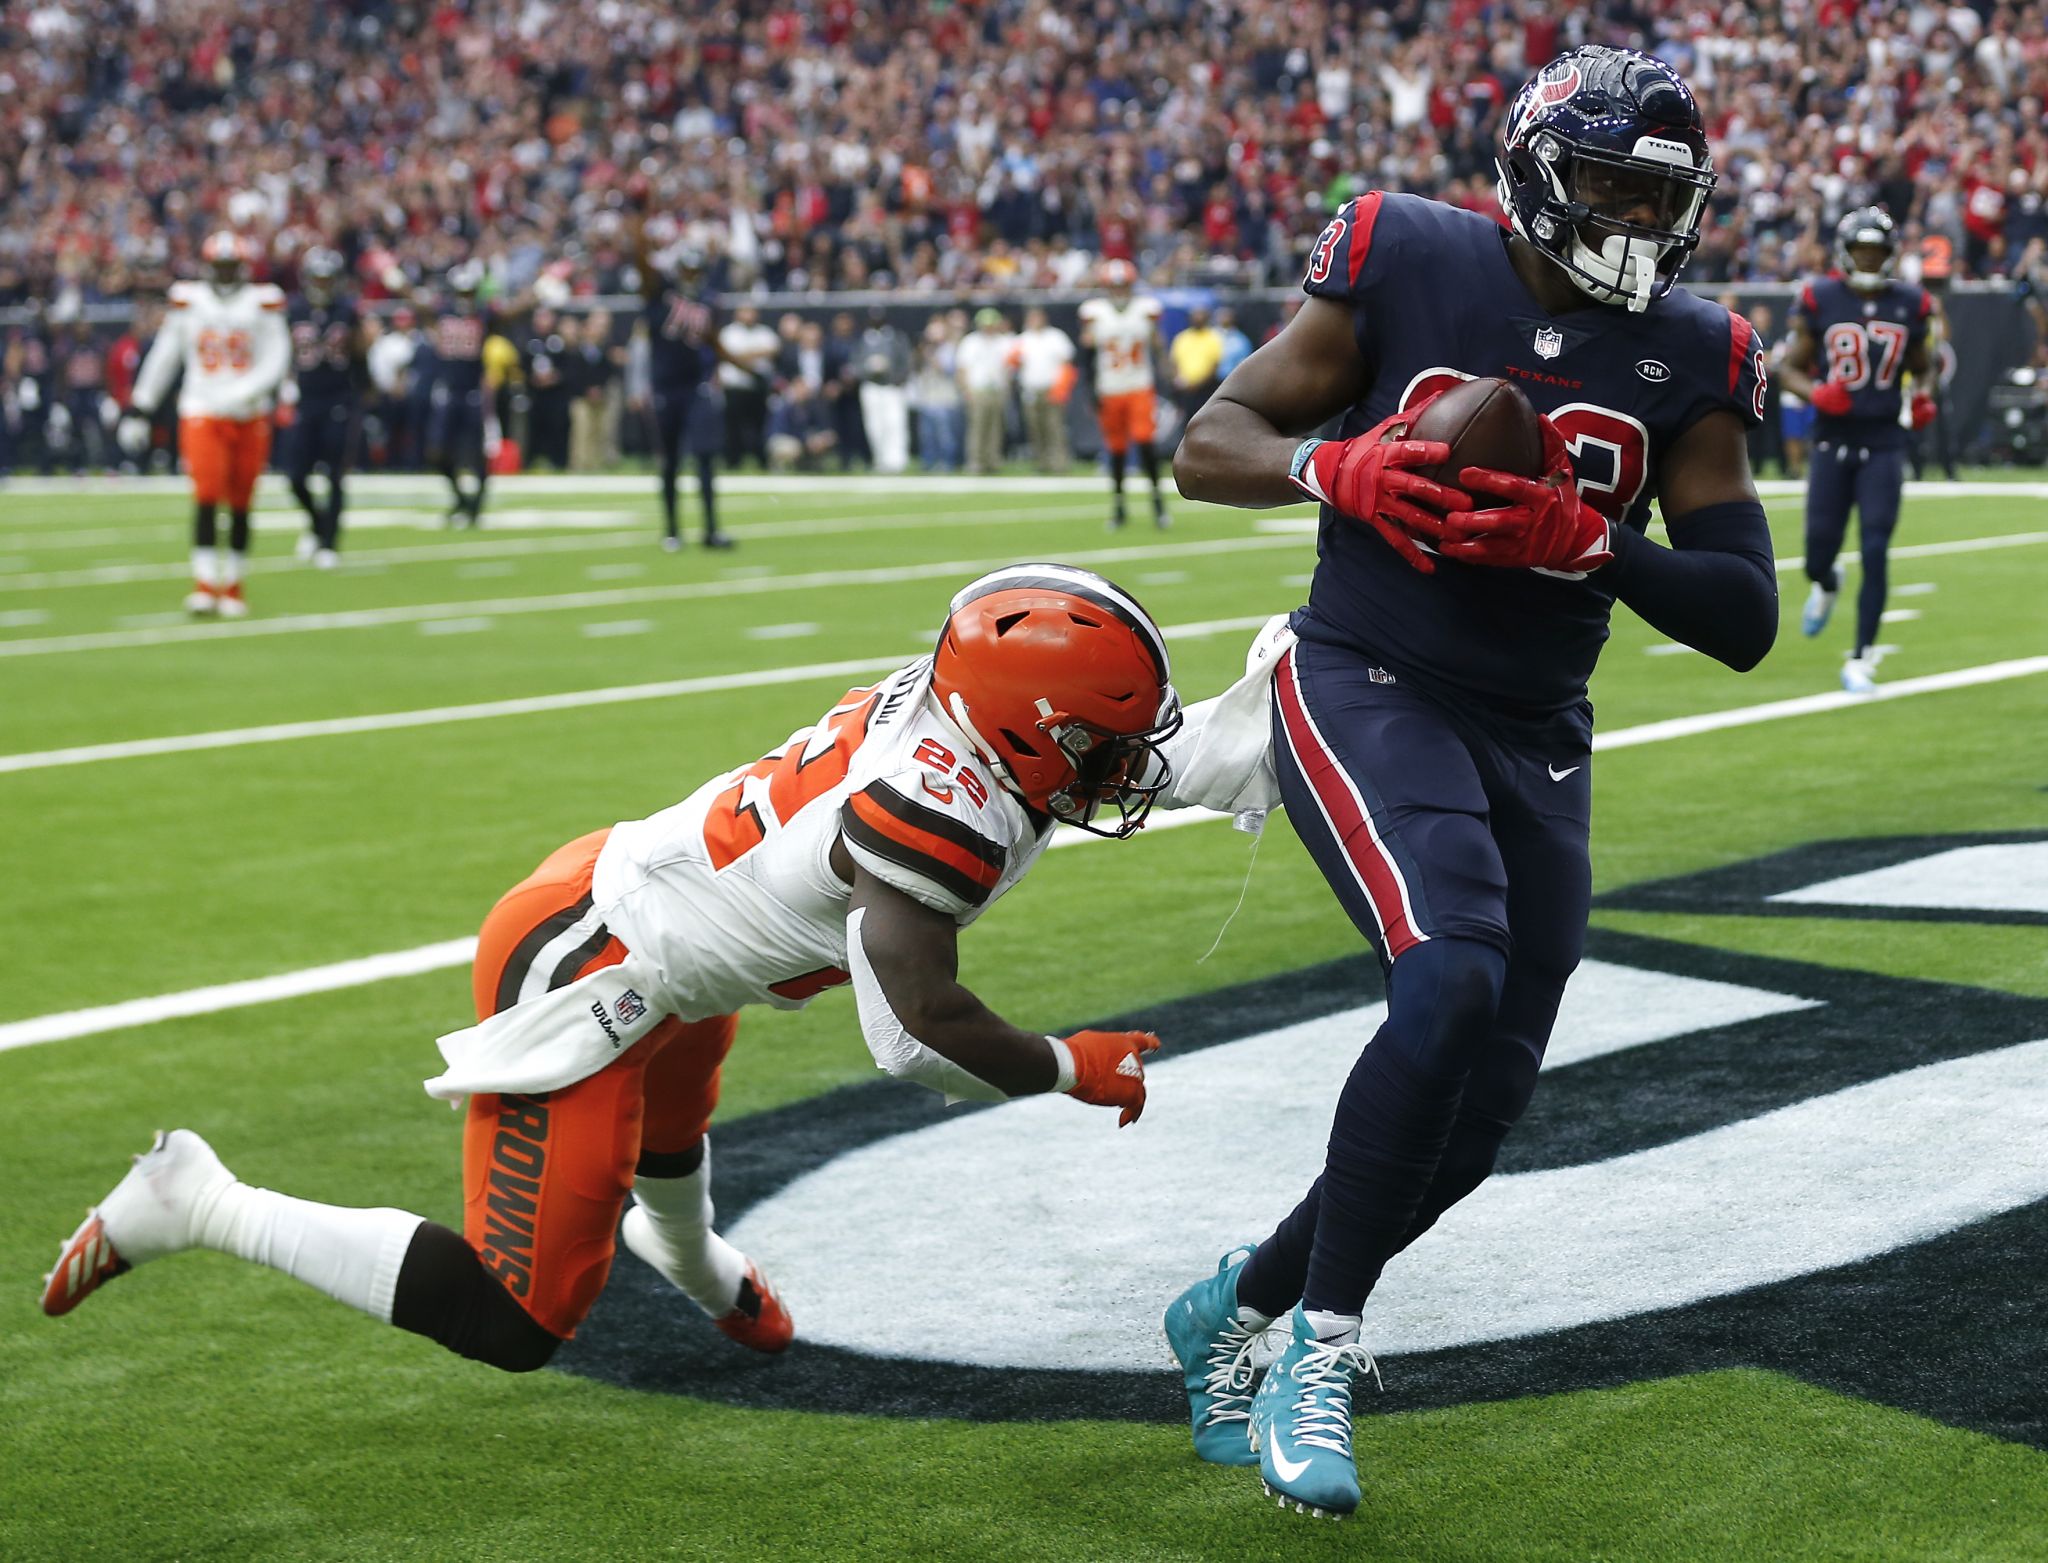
[563,836,2048,1450]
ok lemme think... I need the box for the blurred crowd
[4,0,2048,320]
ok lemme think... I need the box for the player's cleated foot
[712,1262,793,1353]
[313,548,339,571]
[621,1204,793,1353]
[702,532,735,550]
[1163,1243,1269,1465]
[41,1129,235,1316]
[1154,502,1171,530]
[1109,508,1127,531]
[1801,571,1840,637]
[294,531,319,563]
[1247,1306,1382,1518]
[215,584,250,619]
[660,534,684,554]
[1841,655,1879,696]
[183,584,219,616]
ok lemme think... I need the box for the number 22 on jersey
[703,685,881,869]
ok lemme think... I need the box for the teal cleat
[1162,1244,1268,1466]
[1247,1306,1382,1518]
[1801,570,1841,637]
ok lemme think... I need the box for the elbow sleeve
[845,907,1007,1103]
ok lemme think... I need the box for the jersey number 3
[1402,370,1649,525]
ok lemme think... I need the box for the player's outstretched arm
[847,868,1158,1122]
[1613,409,1779,672]
[1775,317,1823,405]
[1174,297,1369,507]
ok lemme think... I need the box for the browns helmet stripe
[944,564,1171,686]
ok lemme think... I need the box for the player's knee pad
[1383,936,1508,1078]
[390,1222,563,1374]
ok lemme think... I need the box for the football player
[1079,260,1171,531]
[121,232,291,617]
[284,248,364,568]
[638,225,732,552]
[1777,207,1935,694]
[43,568,1181,1377]
[1169,46,1778,1516]
[423,261,492,526]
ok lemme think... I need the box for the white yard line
[0,615,1277,775]
[2,647,2043,1054]
[0,535,1297,658]
[0,503,1126,590]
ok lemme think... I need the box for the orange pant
[1095,388,1158,454]
[180,415,273,508]
[462,830,738,1339]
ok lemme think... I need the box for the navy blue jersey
[288,298,361,402]
[1298,191,1766,737]
[428,299,489,396]
[646,286,718,388]
[1795,274,1932,449]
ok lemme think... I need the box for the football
[1404,376,1546,503]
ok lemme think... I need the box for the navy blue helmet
[1834,205,1899,290]
[1495,47,1716,313]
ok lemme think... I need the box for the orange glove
[1056,1029,1161,1126]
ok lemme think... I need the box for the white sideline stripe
[0,808,1235,1054]
[0,504,1126,590]
[5,646,2043,1053]
[1592,656,2048,751]
[0,615,1276,775]
[0,472,1138,498]
[0,535,1297,658]
[0,940,480,1052]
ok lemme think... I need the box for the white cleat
[1801,571,1841,637]
[313,548,339,571]
[40,1129,235,1317]
[1841,656,1879,696]
[294,531,319,563]
[184,585,219,616]
[215,586,250,620]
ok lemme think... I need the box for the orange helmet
[1101,258,1136,289]
[930,565,1180,837]
[201,230,249,285]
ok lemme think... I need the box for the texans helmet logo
[1536,63,1582,107]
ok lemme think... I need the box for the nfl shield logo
[1534,326,1564,360]
[615,989,647,1025]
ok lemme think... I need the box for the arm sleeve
[1606,499,1778,673]
[1155,613,1294,820]
[130,306,185,416]
[840,772,1010,917]
[845,906,1008,1103]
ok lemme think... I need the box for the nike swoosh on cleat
[1547,764,1581,781]
[1268,1446,1313,1483]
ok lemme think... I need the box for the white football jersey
[591,659,1051,1021]
[132,280,292,420]
[1078,296,1161,395]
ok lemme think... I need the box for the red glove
[1057,1029,1161,1127]
[1438,416,1614,579]
[1290,401,1467,575]
[1910,391,1937,430]
[1809,380,1855,417]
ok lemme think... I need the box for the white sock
[629,1142,744,1315]
[217,549,245,588]
[1304,1308,1362,1345]
[191,546,217,586]
[194,1180,422,1323]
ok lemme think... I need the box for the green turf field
[1,473,2043,1561]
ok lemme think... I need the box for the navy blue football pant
[284,397,357,549]
[426,388,488,517]
[651,382,721,541]
[1804,440,1905,657]
[1236,639,1590,1320]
